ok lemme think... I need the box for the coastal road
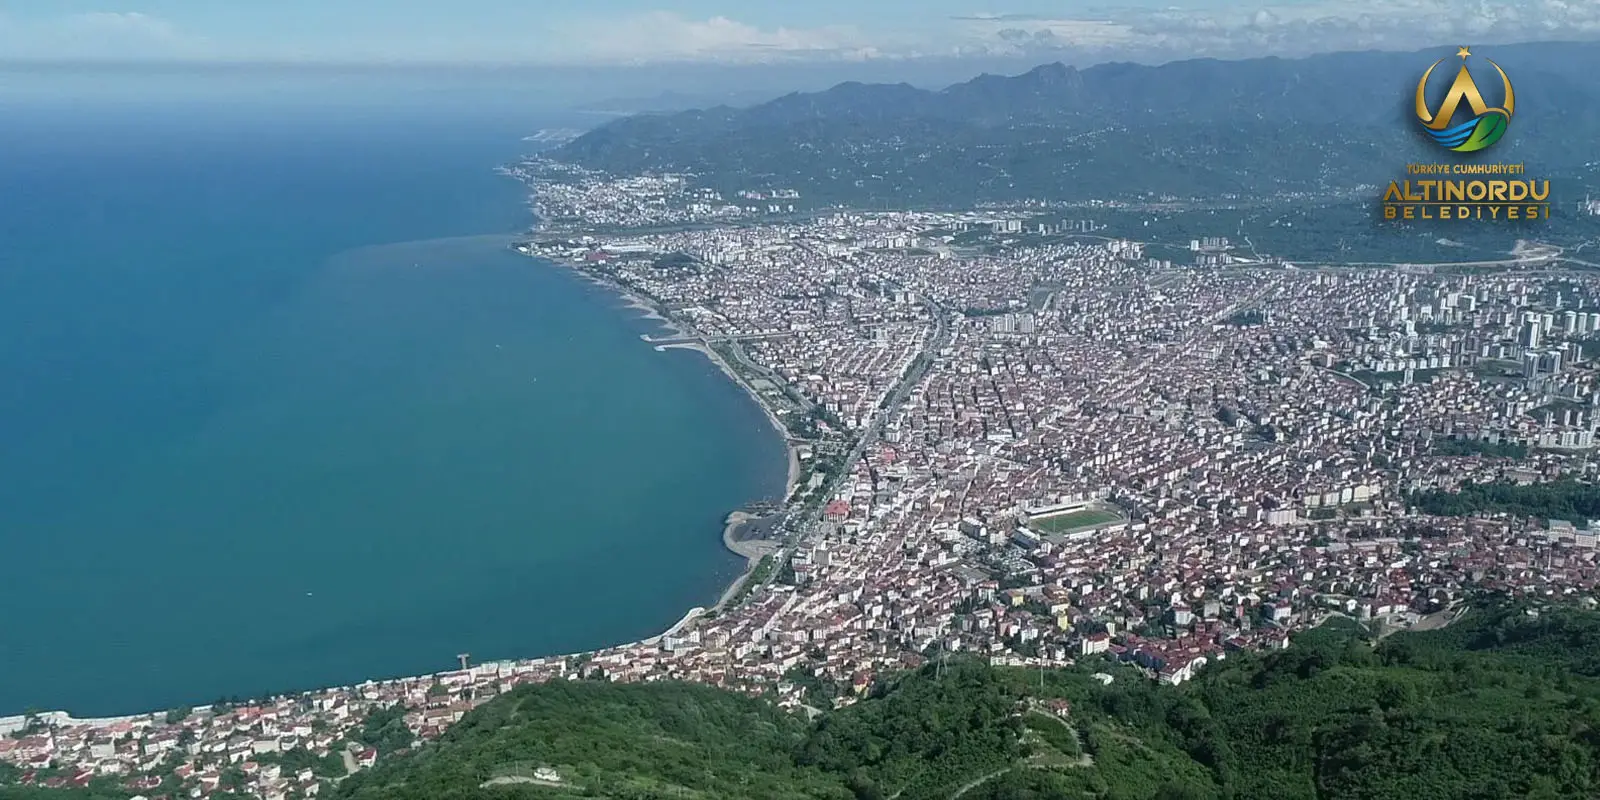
[749,287,951,596]
[723,337,818,416]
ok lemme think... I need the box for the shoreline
[543,255,802,609]
[714,511,782,609]
[654,341,801,496]
[0,247,804,726]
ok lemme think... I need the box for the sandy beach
[714,511,780,609]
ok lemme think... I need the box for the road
[1319,367,1370,390]
[948,768,1012,799]
[749,301,950,596]
[1206,282,1277,325]
[722,336,818,415]
[741,245,953,598]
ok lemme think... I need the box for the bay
[0,97,785,717]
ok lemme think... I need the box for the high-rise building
[1522,320,1543,349]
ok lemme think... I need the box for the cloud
[72,11,180,38]
[4,3,1597,67]
[530,1,1600,67]
[949,13,1062,22]
[0,10,205,60]
[947,0,1600,61]
[540,12,886,65]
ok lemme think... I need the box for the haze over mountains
[555,41,1600,205]
[572,89,785,115]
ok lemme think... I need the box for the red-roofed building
[850,670,873,694]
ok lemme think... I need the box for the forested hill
[331,601,1600,800]
[552,42,1600,205]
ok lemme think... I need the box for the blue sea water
[0,94,786,716]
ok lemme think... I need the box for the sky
[2,0,1598,67]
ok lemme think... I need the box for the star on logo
[1457,46,1471,60]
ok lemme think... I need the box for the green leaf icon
[1454,113,1507,153]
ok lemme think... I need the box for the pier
[640,331,795,345]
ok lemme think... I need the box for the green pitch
[1028,508,1122,533]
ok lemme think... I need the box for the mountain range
[571,89,783,115]
[554,42,1600,205]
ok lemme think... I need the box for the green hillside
[13,603,1600,800]
[554,44,1600,208]
[335,681,850,800]
[255,603,1600,799]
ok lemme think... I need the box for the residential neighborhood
[9,171,1600,800]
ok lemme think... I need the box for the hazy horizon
[2,35,1591,114]
[6,0,1597,66]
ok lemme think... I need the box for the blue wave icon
[1423,116,1481,149]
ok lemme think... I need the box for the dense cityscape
[9,160,1600,799]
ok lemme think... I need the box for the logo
[1379,46,1551,223]
[1414,46,1514,153]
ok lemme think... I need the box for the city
[9,166,1600,799]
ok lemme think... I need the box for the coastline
[714,511,781,609]
[3,250,800,725]
[541,254,802,608]
[2,251,799,723]
[654,341,801,496]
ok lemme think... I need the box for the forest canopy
[323,601,1600,800]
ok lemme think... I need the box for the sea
[0,71,788,717]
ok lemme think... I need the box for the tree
[1154,783,1215,800]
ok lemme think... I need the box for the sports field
[1028,508,1123,533]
